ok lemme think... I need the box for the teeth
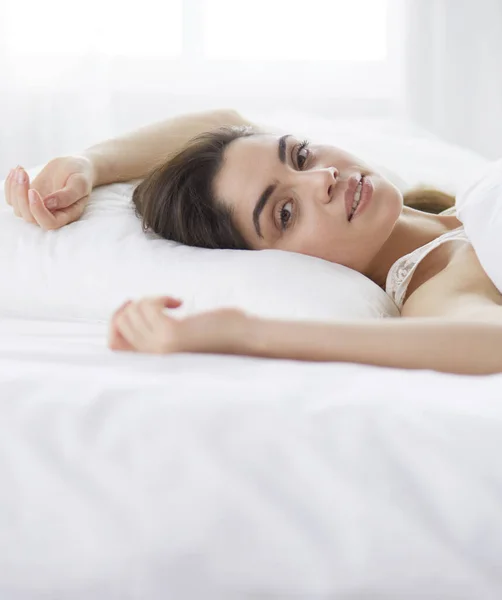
[349,178,363,219]
[352,180,363,208]
[352,189,361,208]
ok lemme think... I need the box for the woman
[4,110,502,374]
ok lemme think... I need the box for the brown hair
[132,126,253,250]
[132,127,455,249]
[403,187,455,215]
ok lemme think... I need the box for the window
[7,0,388,61]
[204,0,388,61]
[6,0,183,57]
[5,0,398,102]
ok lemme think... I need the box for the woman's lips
[345,174,363,220]
[350,176,374,221]
[345,174,374,221]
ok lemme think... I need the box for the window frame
[6,0,405,112]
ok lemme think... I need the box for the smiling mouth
[348,176,364,221]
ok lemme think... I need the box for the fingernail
[16,169,26,185]
[45,197,57,209]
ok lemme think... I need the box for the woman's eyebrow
[252,134,291,238]
[253,183,277,238]
[278,133,290,164]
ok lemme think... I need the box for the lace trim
[385,226,468,310]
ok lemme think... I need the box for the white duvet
[1,316,502,599]
[3,113,502,599]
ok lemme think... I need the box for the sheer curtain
[2,1,500,176]
[0,0,402,175]
[405,0,502,159]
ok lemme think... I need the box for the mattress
[2,109,501,599]
[1,316,502,599]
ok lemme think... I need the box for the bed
[1,112,502,599]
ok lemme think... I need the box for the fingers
[125,300,154,334]
[111,296,184,353]
[135,296,180,331]
[163,297,183,309]
[134,296,182,332]
[42,172,89,210]
[15,169,34,223]
[138,297,167,331]
[111,299,150,351]
[29,192,88,230]
[110,299,132,330]
[5,164,89,229]
[115,310,144,350]
[108,324,134,351]
[8,167,37,224]
[51,196,88,228]
[108,300,134,351]
[27,189,53,227]
[112,299,132,320]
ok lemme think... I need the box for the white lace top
[385,207,469,310]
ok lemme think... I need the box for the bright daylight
[1,1,502,598]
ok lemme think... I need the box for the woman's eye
[296,142,310,170]
[278,201,293,230]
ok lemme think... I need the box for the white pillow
[0,113,488,323]
[455,158,502,293]
[0,171,398,322]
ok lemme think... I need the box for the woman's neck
[363,206,462,289]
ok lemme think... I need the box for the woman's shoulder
[386,220,466,310]
[401,241,502,319]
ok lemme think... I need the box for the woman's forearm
[83,109,253,187]
[244,317,502,375]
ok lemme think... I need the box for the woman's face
[213,133,403,273]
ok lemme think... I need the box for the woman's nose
[309,166,339,204]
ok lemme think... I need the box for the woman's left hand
[4,156,94,229]
[108,296,250,355]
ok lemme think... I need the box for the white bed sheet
[1,316,502,599]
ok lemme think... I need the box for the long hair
[132,127,455,249]
[403,187,455,214]
[132,126,253,250]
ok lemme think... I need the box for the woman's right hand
[3,155,95,230]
